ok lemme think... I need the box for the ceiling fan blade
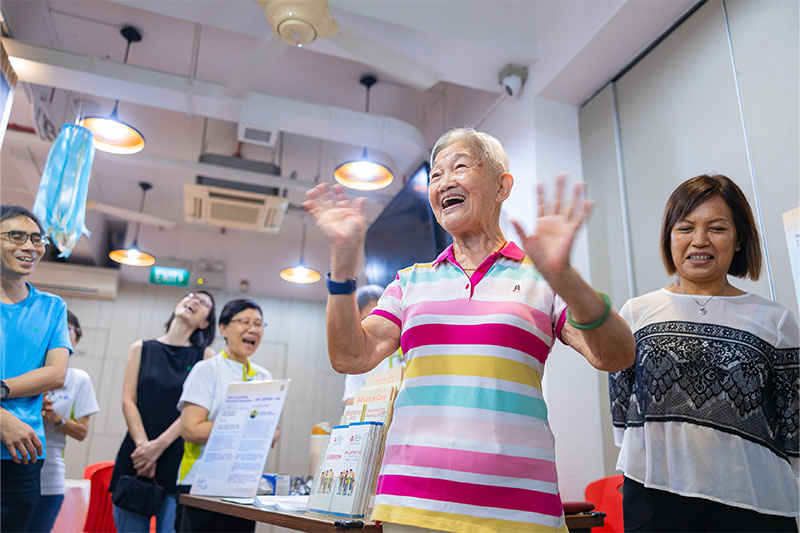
[328,29,439,91]
[87,201,176,228]
[223,34,285,100]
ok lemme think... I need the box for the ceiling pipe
[2,37,428,176]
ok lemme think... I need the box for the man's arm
[5,347,68,397]
[0,408,43,464]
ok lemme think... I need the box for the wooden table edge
[179,494,381,532]
[179,494,604,532]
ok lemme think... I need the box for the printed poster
[190,379,290,498]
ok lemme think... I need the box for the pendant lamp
[333,75,393,191]
[109,182,156,266]
[280,220,321,283]
[81,26,145,155]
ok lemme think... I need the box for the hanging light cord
[360,75,376,160]
[299,221,308,265]
[111,27,140,116]
[131,183,151,247]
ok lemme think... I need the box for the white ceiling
[0,0,695,300]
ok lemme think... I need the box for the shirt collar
[432,241,525,266]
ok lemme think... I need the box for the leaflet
[308,424,349,514]
[190,379,290,498]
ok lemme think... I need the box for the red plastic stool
[584,474,624,532]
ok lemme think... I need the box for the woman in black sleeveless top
[110,291,216,533]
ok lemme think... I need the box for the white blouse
[611,289,799,517]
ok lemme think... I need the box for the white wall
[60,282,341,480]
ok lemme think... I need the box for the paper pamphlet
[255,495,310,512]
[308,424,349,513]
[328,422,383,517]
[363,365,403,389]
[190,379,290,498]
[353,385,394,407]
[341,404,365,424]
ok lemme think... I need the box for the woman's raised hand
[511,174,594,281]
[303,183,367,252]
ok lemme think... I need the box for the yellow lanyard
[221,349,254,381]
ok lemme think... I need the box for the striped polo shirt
[370,242,569,533]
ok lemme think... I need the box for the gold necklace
[678,280,728,315]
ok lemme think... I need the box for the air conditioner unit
[184,183,289,233]
[27,262,120,300]
[237,123,279,147]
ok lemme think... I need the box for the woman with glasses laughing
[110,291,217,533]
[175,299,277,533]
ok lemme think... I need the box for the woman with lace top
[609,174,799,532]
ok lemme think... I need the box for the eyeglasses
[185,292,213,308]
[1,231,49,247]
[229,318,267,330]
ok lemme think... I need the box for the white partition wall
[580,0,799,474]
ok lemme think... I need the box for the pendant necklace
[678,279,728,315]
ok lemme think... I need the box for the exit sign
[150,266,190,286]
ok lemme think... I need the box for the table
[180,495,381,532]
[180,495,604,532]
[52,479,91,533]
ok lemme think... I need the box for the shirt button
[465,283,469,289]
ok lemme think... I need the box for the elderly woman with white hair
[304,127,635,533]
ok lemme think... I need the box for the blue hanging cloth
[32,123,95,257]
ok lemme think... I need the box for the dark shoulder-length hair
[660,174,761,280]
[164,290,217,349]
[219,299,262,326]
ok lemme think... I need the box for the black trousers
[175,485,255,533]
[623,477,798,532]
[1,460,43,533]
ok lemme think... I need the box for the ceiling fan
[86,200,176,229]
[225,0,439,98]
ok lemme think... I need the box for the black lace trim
[610,321,799,460]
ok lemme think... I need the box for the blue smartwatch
[326,272,357,295]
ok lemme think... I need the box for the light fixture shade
[109,246,155,266]
[81,115,145,155]
[280,265,321,284]
[334,160,393,191]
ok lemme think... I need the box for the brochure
[190,379,290,498]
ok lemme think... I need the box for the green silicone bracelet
[567,291,611,330]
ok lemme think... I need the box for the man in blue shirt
[1,205,70,532]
